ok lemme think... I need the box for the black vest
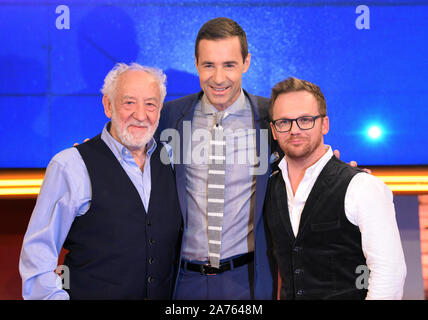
[263,156,367,300]
[63,135,182,299]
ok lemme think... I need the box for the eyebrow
[200,60,238,65]
[120,96,159,102]
[143,97,159,103]
[282,114,316,119]
[121,95,137,101]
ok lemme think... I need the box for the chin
[121,128,154,150]
[284,147,310,159]
[206,91,232,105]
[285,152,305,160]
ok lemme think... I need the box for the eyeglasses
[272,115,325,133]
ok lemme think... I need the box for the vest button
[147,220,151,226]
[294,268,302,275]
[148,238,155,245]
[296,289,304,296]
[147,276,153,284]
[149,257,154,264]
[293,246,302,253]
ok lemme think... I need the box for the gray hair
[101,62,167,104]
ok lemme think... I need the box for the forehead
[272,91,318,118]
[197,37,243,62]
[115,70,160,98]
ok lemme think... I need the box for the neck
[108,126,150,172]
[128,145,148,172]
[213,105,229,112]
[285,144,328,194]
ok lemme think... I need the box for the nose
[133,102,148,122]
[213,67,226,84]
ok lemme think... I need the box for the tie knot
[215,112,224,127]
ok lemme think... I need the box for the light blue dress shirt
[182,90,257,261]
[19,123,165,300]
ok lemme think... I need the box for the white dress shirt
[278,145,407,300]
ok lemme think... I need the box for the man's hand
[73,138,89,147]
[333,149,371,174]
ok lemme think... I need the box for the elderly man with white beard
[19,63,183,300]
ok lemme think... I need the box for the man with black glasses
[263,77,406,299]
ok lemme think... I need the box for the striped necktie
[207,111,226,268]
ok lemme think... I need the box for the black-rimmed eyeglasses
[272,115,325,133]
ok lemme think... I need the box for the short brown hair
[269,77,327,120]
[195,17,248,62]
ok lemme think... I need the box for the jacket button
[296,289,304,296]
[148,238,155,245]
[149,258,154,264]
[147,276,153,284]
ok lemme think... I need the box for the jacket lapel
[174,92,203,225]
[245,91,271,231]
[272,173,296,241]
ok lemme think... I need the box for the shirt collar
[101,122,157,163]
[200,89,248,117]
[278,145,333,180]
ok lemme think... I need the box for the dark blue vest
[63,135,182,299]
[264,156,367,300]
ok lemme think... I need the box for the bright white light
[368,126,382,139]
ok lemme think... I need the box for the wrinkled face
[270,91,329,161]
[196,37,251,111]
[103,70,162,150]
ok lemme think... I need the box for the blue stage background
[0,0,427,167]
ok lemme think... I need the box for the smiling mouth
[210,86,230,94]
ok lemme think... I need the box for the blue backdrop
[1,0,427,167]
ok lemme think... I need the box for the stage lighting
[367,125,382,140]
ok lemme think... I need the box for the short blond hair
[269,77,326,120]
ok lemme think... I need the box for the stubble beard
[283,134,323,161]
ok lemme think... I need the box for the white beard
[111,109,159,150]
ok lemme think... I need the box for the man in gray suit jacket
[157,17,276,300]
